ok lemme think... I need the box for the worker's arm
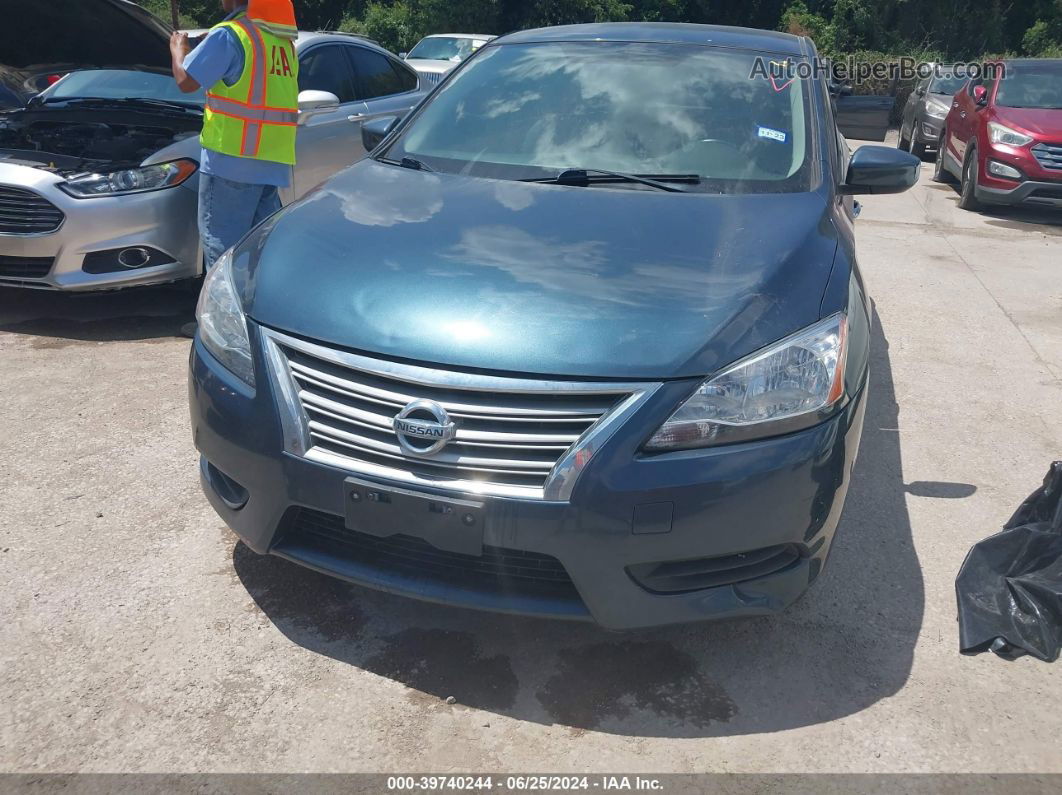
[170,32,201,93]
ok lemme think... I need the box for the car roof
[296,30,391,54]
[422,33,496,41]
[493,22,805,55]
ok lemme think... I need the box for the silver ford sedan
[0,0,427,291]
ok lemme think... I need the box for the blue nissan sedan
[189,24,919,629]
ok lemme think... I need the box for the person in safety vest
[169,0,298,273]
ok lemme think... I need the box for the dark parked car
[898,67,967,157]
[935,59,1062,210]
[189,23,919,629]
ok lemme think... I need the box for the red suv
[934,59,1062,210]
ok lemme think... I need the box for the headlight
[196,249,254,386]
[645,314,848,451]
[988,122,1033,148]
[59,159,197,198]
[924,100,949,119]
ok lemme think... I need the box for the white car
[403,34,495,86]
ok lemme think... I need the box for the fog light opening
[987,160,1023,181]
[204,460,249,510]
[118,247,152,269]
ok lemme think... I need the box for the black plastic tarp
[957,462,1062,662]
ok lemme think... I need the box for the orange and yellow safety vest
[200,11,299,165]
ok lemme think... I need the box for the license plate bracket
[343,476,485,556]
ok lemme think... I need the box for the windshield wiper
[521,169,698,193]
[42,97,201,113]
[378,155,434,172]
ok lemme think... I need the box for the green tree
[1022,0,1062,55]
[779,1,835,54]
[341,1,416,51]
[136,0,1062,62]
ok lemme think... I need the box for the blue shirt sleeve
[183,28,245,91]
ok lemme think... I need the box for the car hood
[407,59,459,74]
[1,0,171,72]
[0,101,201,174]
[994,106,1062,138]
[241,160,840,380]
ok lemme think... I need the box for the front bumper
[914,111,945,145]
[189,332,867,631]
[976,178,1062,208]
[0,162,201,290]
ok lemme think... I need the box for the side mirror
[297,90,339,123]
[840,145,921,195]
[916,85,927,97]
[399,52,408,59]
[973,85,988,106]
[361,115,399,151]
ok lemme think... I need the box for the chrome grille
[0,185,65,235]
[1033,142,1062,171]
[263,329,657,500]
[421,72,443,86]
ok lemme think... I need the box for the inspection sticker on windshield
[757,125,788,143]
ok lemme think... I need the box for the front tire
[909,131,927,159]
[898,125,911,151]
[958,147,982,211]
[933,132,954,183]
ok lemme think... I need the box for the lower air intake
[628,544,802,594]
[279,507,582,602]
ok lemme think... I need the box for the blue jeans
[198,173,282,269]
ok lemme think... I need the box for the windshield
[407,37,481,62]
[385,42,811,193]
[929,74,966,95]
[42,69,205,105]
[996,63,1062,109]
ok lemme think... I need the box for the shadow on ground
[925,175,1062,234]
[980,206,1062,235]
[0,284,196,343]
[234,310,926,738]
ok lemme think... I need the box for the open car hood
[0,0,171,72]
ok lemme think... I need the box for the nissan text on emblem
[393,399,458,456]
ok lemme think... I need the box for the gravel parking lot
[2,136,1061,776]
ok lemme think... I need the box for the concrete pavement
[1,137,1060,776]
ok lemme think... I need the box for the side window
[348,47,407,100]
[297,45,357,104]
[390,59,420,94]
[819,76,847,177]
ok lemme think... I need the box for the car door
[347,45,424,132]
[947,77,980,165]
[903,76,930,138]
[835,92,895,142]
[291,43,369,198]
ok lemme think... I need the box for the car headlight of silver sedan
[924,100,950,119]
[59,158,197,198]
[196,249,255,387]
[645,314,848,451]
